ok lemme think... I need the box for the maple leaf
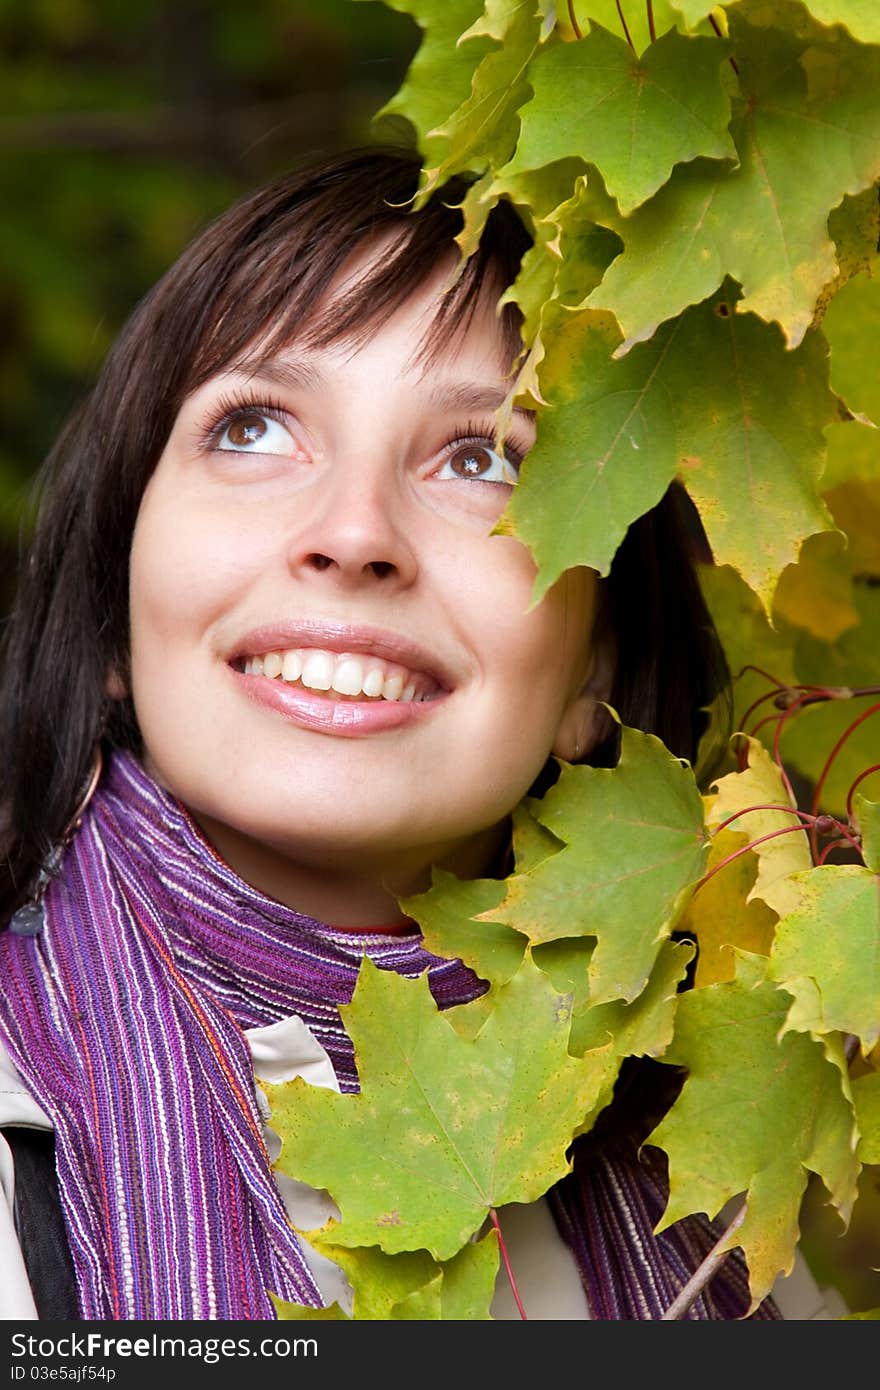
[272,1231,499,1320]
[677,827,777,987]
[767,796,880,1054]
[421,0,545,196]
[649,952,860,1309]
[706,737,813,918]
[800,1,880,44]
[362,0,488,173]
[267,955,612,1260]
[586,17,880,351]
[486,726,708,1004]
[537,935,694,1061]
[505,287,836,611]
[852,1073,880,1165]
[506,25,736,215]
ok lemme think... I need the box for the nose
[286,461,419,591]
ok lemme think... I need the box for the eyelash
[195,394,530,471]
[195,390,292,452]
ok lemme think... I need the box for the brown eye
[217,411,295,455]
[227,414,268,447]
[449,445,493,478]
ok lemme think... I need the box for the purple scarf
[0,751,777,1320]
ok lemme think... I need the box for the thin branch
[490,1208,528,1319]
[646,0,657,43]
[567,0,583,40]
[661,1203,747,1319]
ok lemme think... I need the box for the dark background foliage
[0,0,415,600]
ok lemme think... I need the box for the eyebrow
[227,357,535,428]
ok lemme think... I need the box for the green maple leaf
[586,18,880,351]
[267,955,611,1260]
[536,935,694,1059]
[822,259,880,420]
[364,0,488,170]
[487,726,708,1004]
[401,868,523,993]
[852,1073,880,1165]
[801,1,880,43]
[421,0,545,196]
[767,795,880,1053]
[649,952,860,1308]
[273,1231,499,1320]
[506,25,735,215]
[505,287,835,611]
[706,737,813,919]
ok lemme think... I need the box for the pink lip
[230,619,453,690]
[235,667,446,737]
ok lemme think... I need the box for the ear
[551,631,616,763]
[105,667,128,701]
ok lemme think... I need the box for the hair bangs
[178,154,530,397]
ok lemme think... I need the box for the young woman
[0,147,840,1321]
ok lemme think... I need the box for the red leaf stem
[711,804,814,837]
[567,0,583,39]
[846,762,880,824]
[646,0,656,43]
[810,701,880,859]
[616,0,636,52]
[707,10,740,76]
[693,824,818,894]
[490,1207,528,1319]
[735,664,789,689]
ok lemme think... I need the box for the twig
[567,0,583,40]
[646,0,657,43]
[661,1202,747,1318]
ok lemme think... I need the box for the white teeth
[300,650,334,691]
[243,645,437,702]
[362,666,385,698]
[282,650,302,682]
[331,658,365,696]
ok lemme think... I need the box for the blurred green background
[0,0,416,599]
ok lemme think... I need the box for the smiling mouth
[236,647,443,703]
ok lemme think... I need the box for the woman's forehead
[185,225,521,396]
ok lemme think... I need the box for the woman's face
[128,249,605,923]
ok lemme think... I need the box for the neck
[186,810,509,930]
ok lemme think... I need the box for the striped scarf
[0,750,777,1320]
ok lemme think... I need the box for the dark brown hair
[0,145,729,920]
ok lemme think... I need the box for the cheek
[129,490,251,655]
